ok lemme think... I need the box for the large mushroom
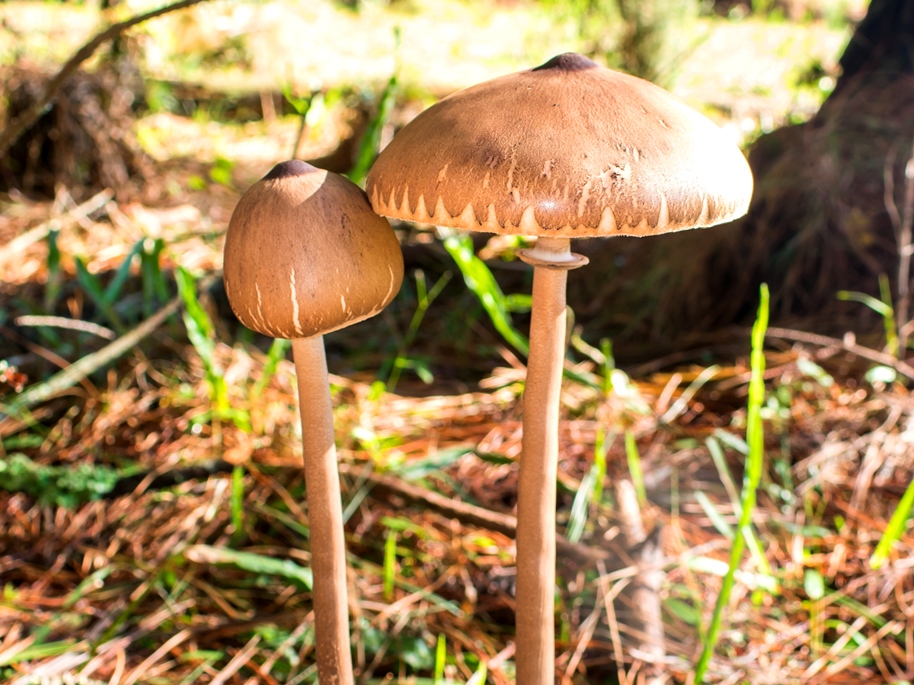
[366,53,752,683]
[223,160,404,685]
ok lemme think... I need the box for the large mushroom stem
[292,335,354,685]
[515,236,587,685]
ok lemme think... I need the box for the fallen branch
[0,0,210,158]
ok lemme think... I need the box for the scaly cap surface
[367,53,753,237]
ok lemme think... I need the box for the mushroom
[365,53,752,683]
[223,159,404,685]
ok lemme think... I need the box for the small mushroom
[366,53,753,684]
[223,160,404,685]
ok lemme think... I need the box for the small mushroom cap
[367,53,753,238]
[223,160,404,339]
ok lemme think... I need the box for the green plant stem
[624,430,646,505]
[693,283,769,683]
[443,234,529,356]
[386,270,451,392]
[879,272,899,357]
[870,476,914,569]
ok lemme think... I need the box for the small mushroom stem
[292,335,354,685]
[515,236,585,685]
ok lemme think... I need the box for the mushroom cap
[367,53,753,238]
[223,160,404,339]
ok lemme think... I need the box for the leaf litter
[3,194,914,683]
[2,62,914,679]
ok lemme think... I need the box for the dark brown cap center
[532,53,599,73]
[263,159,313,181]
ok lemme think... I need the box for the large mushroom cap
[224,160,404,339]
[367,53,753,238]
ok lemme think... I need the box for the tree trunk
[832,0,914,96]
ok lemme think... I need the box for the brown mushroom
[223,159,404,685]
[366,53,752,684]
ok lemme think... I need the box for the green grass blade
[74,256,125,333]
[0,638,78,666]
[592,427,609,507]
[601,338,615,394]
[624,430,646,505]
[384,528,397,601]
[44,228,62,311]
[695,491,734,540]
[870,476,914,569]
[443,234,530,356]
[251,337,291,399]
[1,293,185,420]
[693,283,769,683]
[141,238,169,316]
[878,272,899,357]
[185,544,312,589]
[836,290,892,316]
[175,266,214,339]
[441,234,598,388]
[707,437,775,582]
[467,663,488,685]
[391,446,473,481]
[837,277,899,357]
[62,566,113,610]
[712,428,749,455]
[706,436,739,502]
[176,266,231,419]
[434,633,446,683]
[150,239,170,299]
[385,270,452,392]
[566,461,598,543]
[281,83,313,116]
[231,465,245,545]
[103,238,145,305]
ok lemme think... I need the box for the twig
[120,629,193,685]
[562,582,604,683]
[0,0,210,158]
[766,326,914,381]
[338,463,611,566]
[14,315,116,340]
[811,620,902,685]
[1,296,180,417]
[598,560,631,685]
[0,189,112,265]
[0,274,217,421]
[884,139,914,353]
[630,526,666,684]
[209,634,262,685]
[1,323,99,399]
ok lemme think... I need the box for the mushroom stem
[292,335,354,685]
[515,236,573,685]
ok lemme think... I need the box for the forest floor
[3,1,914,684]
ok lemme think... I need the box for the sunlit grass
[693,283,770,683]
